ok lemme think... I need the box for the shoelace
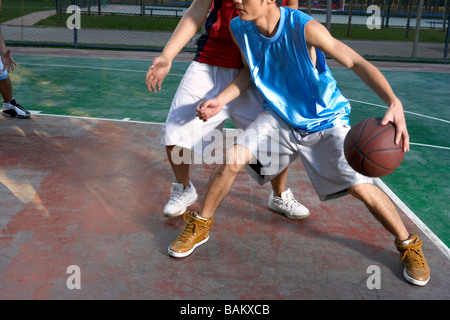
[177,212,200,242]
[399,241,427,268]
[275,192,301,211]
[169,188,190,204]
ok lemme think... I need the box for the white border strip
[410,142,450,150]
[18,62,185,77]
[374,178,450,260]
[29,111,165,126]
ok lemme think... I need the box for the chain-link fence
[1,0,449,62]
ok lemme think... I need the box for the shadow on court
[0,114,449,300]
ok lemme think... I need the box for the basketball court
[0,48,449,301]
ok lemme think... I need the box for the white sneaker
[268,189,310,220]
[2,99,31,118]
[163,181,198,217]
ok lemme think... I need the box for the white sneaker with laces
[268,189,310,220]
[163,181,198,217]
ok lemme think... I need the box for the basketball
[344,117,405,177]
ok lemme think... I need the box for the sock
[194,212,209,221]
[400,234,414,245]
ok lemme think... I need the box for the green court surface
[9,54,450,249]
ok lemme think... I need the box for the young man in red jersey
[146,0,309,221]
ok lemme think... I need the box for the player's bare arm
[196,66,252,122]
[304,20,409,151]
[146,0,212,93]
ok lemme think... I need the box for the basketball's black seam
[358,125,394,152]
[351,124,395,169]
[348,118,372,166]
[360,148,403,170]
[354,118,371,146]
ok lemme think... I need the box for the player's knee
[218,161,246,176]
[224,145,250,167]
[348,183,369,200]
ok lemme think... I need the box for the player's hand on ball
[381,100,409,152]
[196,99,223,122]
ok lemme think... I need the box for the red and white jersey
[194,0,289,69]
[194,0,242,69]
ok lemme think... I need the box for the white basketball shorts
[0,60,8,80]
[161,61,264,157]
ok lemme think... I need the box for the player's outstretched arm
[146,0,212,93]
[304,20,409,152]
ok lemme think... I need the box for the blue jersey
[230,7,351,132]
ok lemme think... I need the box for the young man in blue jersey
[168,0,430,286]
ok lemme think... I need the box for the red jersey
[194,0,242,69]
[194,0,289,69]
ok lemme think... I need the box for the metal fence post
[74,0,78,48]
[326,0,332,31]
[444,11,450,63]
[412,0,424,58]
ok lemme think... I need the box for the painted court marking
[15,60,450,259]
[18,62,186,77]
[349,98,450,125]
[22,112,450,260]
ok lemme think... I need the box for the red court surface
[0,114,449,300]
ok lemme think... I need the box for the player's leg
[348,184,408,239]
[168,111,299,258]
[298,124,430,286]
[161,62,233,217]
[168,144,250,258]
[0,64,30,118]
[348,183,430,286]
[165,145,190,187]
[230,87,309,219]
[200,144,251,219]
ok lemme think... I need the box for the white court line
[374,178,450,260]
[21,59,450,258]
[18,62,185,77]
[28,111,164,126]
[410,142,450,150]
[26,112,450,260]
[348,99,450,124]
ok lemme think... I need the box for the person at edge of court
[167,0,431,287]
[0,0,30,118]
[146,0,310,220]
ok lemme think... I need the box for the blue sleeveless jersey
[230,7,351,132]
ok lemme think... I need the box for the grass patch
[36,12,447,43]
[36,13,182,32]
[1,0,54,23]
[331,24,448,42]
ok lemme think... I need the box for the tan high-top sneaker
[168,211,214,258]
[395,233,430,286]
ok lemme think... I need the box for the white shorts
[161,61,264,156]
[0,60,8,80]
[236,111,373,201]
